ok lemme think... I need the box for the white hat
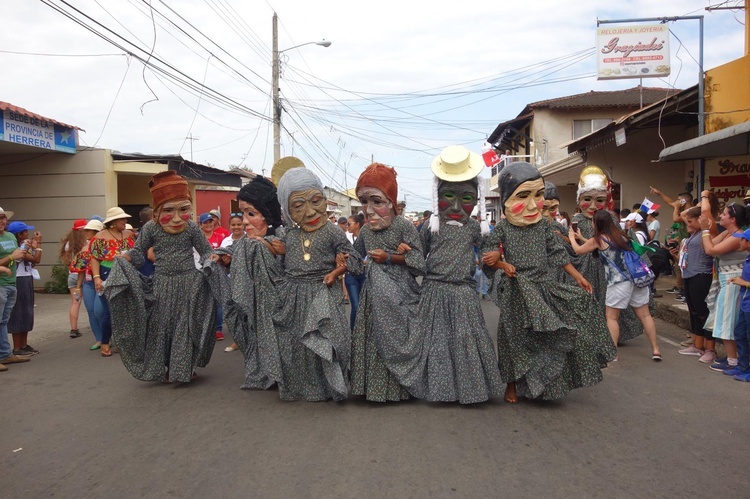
[0,207,14,220]
[103,207,131,225]
[125,223,134,230]
[83,220,104,232]
[431,145,484,182]
[623,212,643,223]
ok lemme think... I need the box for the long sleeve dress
[223,234,285,390]
[417,218,502,403]
[482,219,615,400]
[104,220,217,383]
[350,216,427,402]
[572,213,644,343]
[274,222,363,401]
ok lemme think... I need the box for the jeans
[82,281,104,342]
[0,285,17,359]
[734,309,750,372]
[474,265,488,295]
[216,305,223,333]
[344,273,365,330]
[96,267,112,345]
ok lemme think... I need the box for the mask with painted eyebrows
[357,186,395,231]
[288,188,328,232]
[437,179,477,224]
[503,178,546,227]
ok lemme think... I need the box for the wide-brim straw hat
[0,207,14,220]
[744,189,750,201]
[83,220,104,232]
[430,145,484,182]
[103,207,131,225]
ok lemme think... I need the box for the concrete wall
[0,148,112,286]
[705,54,750,132]
[196,189,240,229]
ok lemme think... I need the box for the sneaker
[13,349,33,357]
[680,339,694,347]
[22,345,39,355]
[653,293,664,298]
[699,350,718,364]
[709,361,730,372]
[0,355,30,364]
[715,356,727,364]
[666,287,681,294]
[215,331,224,341]
[733,372,750,382]
[678,345,704,356]
[674,295,686,303]
[69,329,81,338]
[723,367,747,377]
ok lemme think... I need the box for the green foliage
[44,261,70,294]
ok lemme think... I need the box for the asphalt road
[2,293,749,498]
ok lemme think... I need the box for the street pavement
[2,292,750,498]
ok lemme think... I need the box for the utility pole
[186,134,199,162]
[272,13,281,163]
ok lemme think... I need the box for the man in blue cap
[0,207,30,371]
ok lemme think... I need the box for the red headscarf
[149,171,191,209]
[356,163,398,209]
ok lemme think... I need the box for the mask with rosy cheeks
[503,178,546,227]
[238,200,268,237]
[156,200,193,234]
[437,180,477,224]
[577,191,607,218]
[357,186,395,231]
[288,188,328,232]
[542,199,560,221]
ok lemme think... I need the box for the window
[572,118,612,140]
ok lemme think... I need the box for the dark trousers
[683,273,713,338]
[734,310,750,371]
[344,273,365,330]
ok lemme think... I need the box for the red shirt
[206,230,224,249]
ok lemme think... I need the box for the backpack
[601,237,655,288]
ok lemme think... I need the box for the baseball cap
[8,221,35,234]
[623,212,643,224]
[72,219,87,230]
[199,213,213,224]
[209,209,221,219]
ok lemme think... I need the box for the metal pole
[272,13,280,163]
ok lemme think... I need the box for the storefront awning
[659,121,750,161]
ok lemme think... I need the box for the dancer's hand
[497,261,516,278]
[335,253,348,267]
[575,275,593,294]
[481,251,501,267]
[323,271,337,287]
[269,239,285,255]
[396,243,412,254]
[368,249,388,264]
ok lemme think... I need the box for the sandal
[101,345,112,357]
[69,329,81,338]
[652,353,662,362]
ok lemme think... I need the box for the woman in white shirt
[220,213,246,248]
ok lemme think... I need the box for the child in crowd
[726,228,750,381]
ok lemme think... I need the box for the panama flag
[640,197,660,214]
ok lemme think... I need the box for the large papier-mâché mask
[156,200,192,235]
[542,199,560,221]
[288,188,328,232]
[438,179,477,225]
[578,191,607,219]
[504,178,545,227]
[238,200,268,237]
[357,186,395,231]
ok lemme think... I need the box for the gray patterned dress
[418,219,502,403]
[105,221,216,383]
[482,219,615,400]
[350,216,426,402]
[572,213,644,343]
[274,222,362,401]
[223,234,284,390]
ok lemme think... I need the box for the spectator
[619,208,631,229]
[209,209,230,240]
[647,211,661,242]
[7,221,43,356]
[558,212,570,231]
[674,207,715,359]
[345,213,366,329]
[70,219,106,350]
[726,228,750,381]
[137,207,156,277]
[199,213,223,249]
[90,207,136,357]
[337,217,349,235]
[623,212,650,244]
[59,219,88,338]
[0,207,30,371]
[697,195,748,369]
[417,210,432,232]
[220,213,246,248]
[570,210,661,361]
[397,201,406,216]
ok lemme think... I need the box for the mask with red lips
[437,179,477,225]
[577,191,608,219]
[288,188,328,233]
[156,200,193,235]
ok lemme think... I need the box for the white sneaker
[678,345,704,356]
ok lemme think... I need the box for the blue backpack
[601,238,655,288]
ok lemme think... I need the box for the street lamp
[272,13,331,162]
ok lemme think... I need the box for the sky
[2,0,747,212]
